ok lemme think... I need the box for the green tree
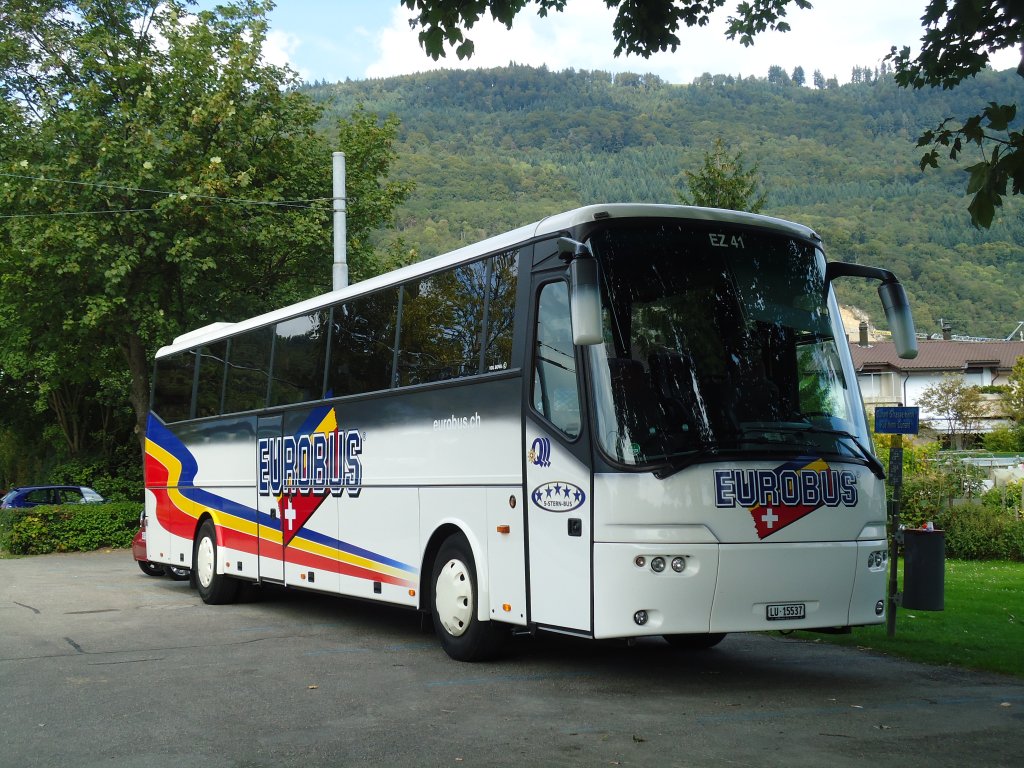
[402,0,1022,228]
[1004,356,1024,421]
[767,64,790,85]
[0,0,411,454]
[335,105,417,280]
[887,0,1022,228]
[917,374,987,449]
[676,138,767,213]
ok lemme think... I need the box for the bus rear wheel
[431,534,505,662]
[193,519,239,605]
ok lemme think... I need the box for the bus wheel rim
[197,534,215,589]
[435,558,473,638]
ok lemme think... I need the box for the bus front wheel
[193,519,239,605]
[431,534,505,662]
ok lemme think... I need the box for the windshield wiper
[739,423,885,479]
[650,425,885,481]
[651,428,884,481]
[800,425,885,479]
[652,448,722,480]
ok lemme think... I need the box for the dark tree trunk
[122,332,151,456]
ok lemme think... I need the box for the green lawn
[796,560,1024,677]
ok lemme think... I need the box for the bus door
[256,414,285,582]
[526,278,593,633]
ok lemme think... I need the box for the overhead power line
[0,206,160,220]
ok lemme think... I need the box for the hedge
[1,499,1020,562]
[934,503,1024,561]
[0,502,142,555]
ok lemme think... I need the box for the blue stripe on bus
[295,525,417,573]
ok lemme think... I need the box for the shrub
[981,425,1024,452]
[2,502,141,555]
[934,502,1024,561]
[0,507,14,552]
[981,480,1024,514]
[44,452,142,503]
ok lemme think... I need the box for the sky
[257,0,1020,86]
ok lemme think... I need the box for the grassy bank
[797,560,1023,678]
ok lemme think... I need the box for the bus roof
[156,204,819,358]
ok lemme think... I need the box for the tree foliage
[917,374,987,449]
[400,0,811,60]
[887,0,1024,228]
[676,137,767,212]
[1004,356,1024,422]
[0,0,410,462]
[402,0,1023,228]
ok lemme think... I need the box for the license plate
[766,603,805,621]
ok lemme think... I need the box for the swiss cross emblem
[277,492,327,546]
[750,496,820,539]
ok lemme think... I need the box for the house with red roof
[848,333,1024,437]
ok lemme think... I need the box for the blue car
[0,485,106,508]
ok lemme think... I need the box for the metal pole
[332,151,348,291]
[886,433,903,638]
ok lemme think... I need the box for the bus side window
[326,288,398,397]
[397,263,484,386]
[152,350,195,423]
[482,250,518,372]
[223,326,273,413]
[270,311,330,406]
[195,341,227,418]
[532,281,581,438]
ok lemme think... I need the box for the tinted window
[25,489,54,504]
[223,326,273,413]
[270,311,329,406]
[397,263,485,386]
[482,250,518,372]
[326,289,399,397]
[532,281,581,438]
[195,341,227,418]
[152,351,195,422]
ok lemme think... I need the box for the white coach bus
[144,204,917,661]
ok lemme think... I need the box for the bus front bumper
[592,540,887,639]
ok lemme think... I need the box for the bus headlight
[650,556,665,573]
[671,556,685,573]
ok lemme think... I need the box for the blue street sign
[874,407,920,435]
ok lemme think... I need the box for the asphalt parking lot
[1,549,1022,768]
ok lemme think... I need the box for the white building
[848,337,1024,437]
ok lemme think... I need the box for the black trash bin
[902,528,945,611]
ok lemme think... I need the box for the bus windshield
[586,220,873,473]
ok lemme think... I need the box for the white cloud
[263,29,307,79]
[364,0,1021,84]
[365,2,620,79]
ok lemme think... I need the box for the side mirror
[824,262,918,359]
[877,281,917,359]
[558,238,603,346]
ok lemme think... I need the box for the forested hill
[302,65,1024,339]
